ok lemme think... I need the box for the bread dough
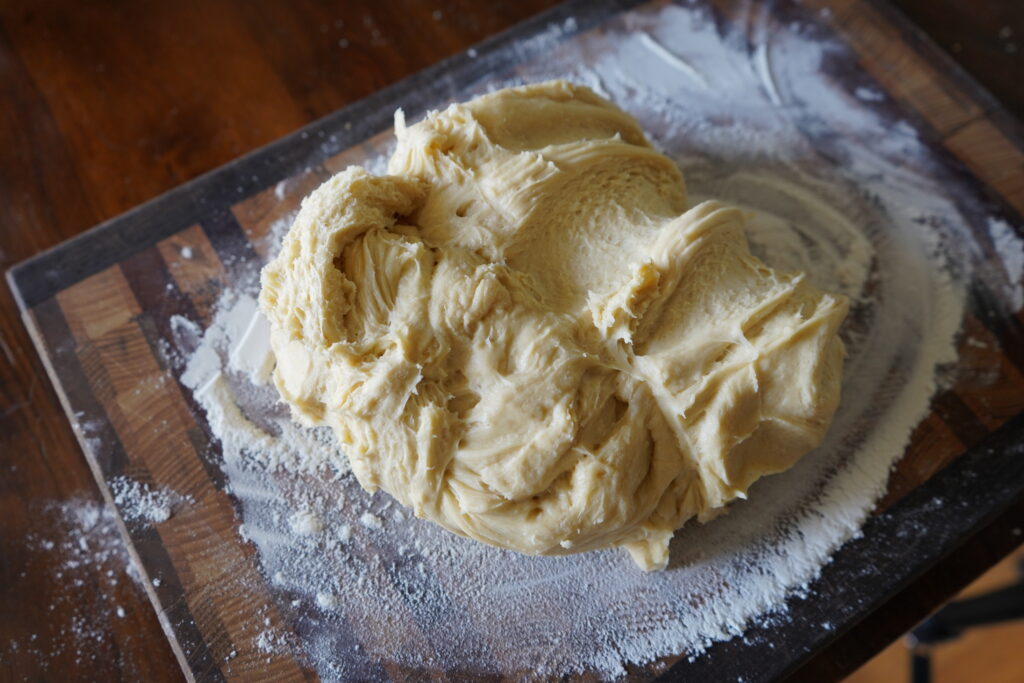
[259,81,848,570]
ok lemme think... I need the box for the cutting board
[9,0,1024,680]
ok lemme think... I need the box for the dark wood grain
[0,1,1021,682]
[892,0,1024,122]
[789,493,1024,682]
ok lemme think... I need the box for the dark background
[1,1,1020,680]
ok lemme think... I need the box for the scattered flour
[358,513,383,530]
[166,2,1013,679]
[316,592,338,609]
[109,476,192,525]
[7,497,149,672]
[854,86,885,102]
[254,629,289,654]
[290,509,324,536]
[988,216,1024,311]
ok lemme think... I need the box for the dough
[259,81,848,570]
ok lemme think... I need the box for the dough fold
[260,81,848,570]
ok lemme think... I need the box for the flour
[176,290,348,478]
[988,216,1024,311]
[9,497,147,671]
[290,509,324,536]
[167,2,1006,679]
[359,512,384,530]
[227,303,275,385]
[110,476,192,525]
[854,86,886,102]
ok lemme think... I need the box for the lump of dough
[259,81,848,571]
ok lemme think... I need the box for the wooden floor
[846,546,1024,683]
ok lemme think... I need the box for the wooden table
[1,1,1020,680]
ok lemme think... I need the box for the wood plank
[55,266,312,681]
[23,297,205,678]
[955,313,1024,432]
[875,413,963,511]
[945,118,1024,215]
[157,225,228,324]
[231,169,326,262]
[321,130,395,175]
[57,267,142,343]
[809,0,983,135]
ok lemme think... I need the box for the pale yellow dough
[259,81,848,570]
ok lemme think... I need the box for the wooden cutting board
[9,0,1024,680]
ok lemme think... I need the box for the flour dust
[7,498,149,672]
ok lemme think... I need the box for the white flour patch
[854,86,885,102]
[177,289,348,478]
[169,2,994,679]
[359,512,384,530]
[988,217,1024,311]
[110,476,193,525]
[291,509,324,536]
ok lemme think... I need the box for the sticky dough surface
[259,81,848,570]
